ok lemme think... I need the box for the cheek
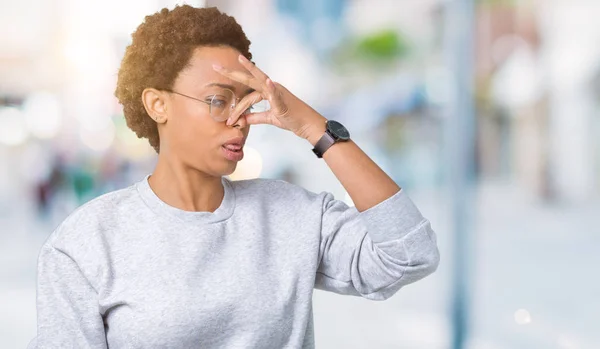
[170,105,221,150]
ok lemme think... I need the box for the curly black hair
[114,5,252,153]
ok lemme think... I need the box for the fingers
[213,60,291,125]
[212,64,263,92]
[226,91,264,126]
[214,56,273,96]
[237,55,270,85]
[265,79,288,116]
[244,111,272,126]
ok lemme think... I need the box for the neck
[148,153,224,213]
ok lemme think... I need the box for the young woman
[30,5,439,348]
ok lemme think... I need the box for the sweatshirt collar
[135,174,235,225]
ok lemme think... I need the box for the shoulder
[44,183,139,248]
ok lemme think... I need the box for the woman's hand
[212,55,326,142]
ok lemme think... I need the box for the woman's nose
[231,114,248,128]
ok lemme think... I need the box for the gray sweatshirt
[29,175,439,349]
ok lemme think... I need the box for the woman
[30,5,439,349]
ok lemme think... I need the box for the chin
[192,154,237,178]
[187,162,236,179]
[216,161,238,177]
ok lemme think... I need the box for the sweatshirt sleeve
[32,243,108,349]
[314,188,440,301]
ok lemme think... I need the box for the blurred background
[1,0,599,348]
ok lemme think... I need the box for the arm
[303,117,401,212]
[314,187,439,300]
[303,121,439,300]
[214,56,440,299]
[33,243,108,348]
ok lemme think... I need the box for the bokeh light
[514,309,532,325]
[22,92,62,140]
[0,107,28,146]
[229,146,263,180]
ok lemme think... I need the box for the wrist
[295,116,327,146]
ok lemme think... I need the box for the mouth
[221,144,244,161]
[222,143,243,151]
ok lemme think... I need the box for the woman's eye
[211,99,227,108]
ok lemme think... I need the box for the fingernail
[226,118,232,125]
[212,64,223,70]
[238,55,248,63]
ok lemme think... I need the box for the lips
[223,144,243,151]
[221,136,245,161]
[223,136,245,147]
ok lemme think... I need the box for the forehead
[175,46,250,93]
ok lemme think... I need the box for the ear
[142,88,169,124]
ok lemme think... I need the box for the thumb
[244,111,272,125]
[245,112,285,129]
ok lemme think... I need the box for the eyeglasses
[165,88,267,122]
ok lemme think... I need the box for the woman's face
[158,46,253,177]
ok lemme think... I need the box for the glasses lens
[209,89,235,121]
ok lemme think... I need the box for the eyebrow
[205,83,255,95]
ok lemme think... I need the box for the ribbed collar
[135,174,235,225]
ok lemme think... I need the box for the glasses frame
[165,88,252,122]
